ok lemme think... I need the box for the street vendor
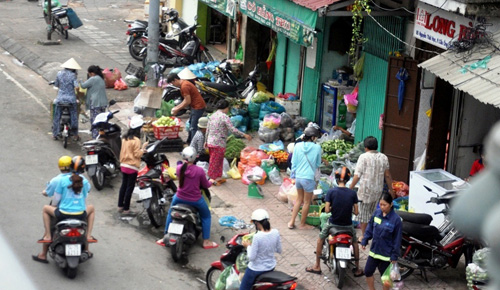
[167,68,206,144]
[190,117,209,163]
[333,113,356,142]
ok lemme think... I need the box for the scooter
[135,138,177,227]
[164,188,211,262]
[397,186,475,281]
[320,228,354,289]
[140,16,214,68]
[206,233,298,290]
[81,100,121,190]
[55,102,73,148]
[47,218,93,278]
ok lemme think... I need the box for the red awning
[291,0,342,11]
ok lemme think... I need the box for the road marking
[0,67,49,113]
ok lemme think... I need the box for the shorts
[364,256,390,277]
[55,208,87,222]
[295,178,316,192]
[319,220,357,240]
[358,201,377,223]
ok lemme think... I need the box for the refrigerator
[318,83,353,131]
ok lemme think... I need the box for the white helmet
[181,146,197,163]
[129,115,144,129]
[251,209,270,222]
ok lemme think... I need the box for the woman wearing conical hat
[52,58,81,141]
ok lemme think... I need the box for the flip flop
[203,242,219,249]
[87,236,98,243]
[352,268,365,277]
[83,250,93,259]
[287,223,295,230]
[305,266,322,275]
[37,238,52,244]
[32,255,49,264]
[156,239,166,247]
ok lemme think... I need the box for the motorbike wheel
[171,235,183,262]
[205,266,223,290]
[142,52,147,68]
[91,167,105,191]
[198,49,214,63]
[334,259,346,289]
[65,266,78,279]
[147,189,164,228]
[63,135,68,148]
[398,259,415,280]
[129,37,146,61]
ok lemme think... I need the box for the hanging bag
[304,147,321,181]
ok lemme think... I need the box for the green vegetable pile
[251,91,269,103]
[225,135,246,160]
[321,140,355,162]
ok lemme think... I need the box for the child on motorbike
[118,115,148,215]
[158,146,218,249]
[33,156,96,263]
[240,209,282,290]
[305,167,364,277]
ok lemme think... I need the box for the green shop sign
[239,0,317,46]
[199,0,236,19]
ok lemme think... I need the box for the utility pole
[143,0,160,117]
[47,0,53,40]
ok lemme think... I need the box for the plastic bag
[215,266,231,290]
[236,252,249,273]
[222,158,230,179]
[103,68,122,88]
[225,267,240,289]
[196,161,209,174]
[293,116,308,130]
[258,126,281,143]
[381,263,394,288]
[240,147,257,164]
[259,140,285,152]
[280,113,293,128]
[248,102,261,119]
[278,178,296,204]
[230,115,244,127]
[262,113,281,129]
[413,149,426,171]
[227,159,241,179]
[390,263,401,281]
[269,167,282,185]
[392,181,409,197]
[242,166,266,185]
[114,78,128,90]
[219,215,238,227]
[124,75,141,87]
[261,101,285,114]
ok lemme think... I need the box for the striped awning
[418,32,500,108]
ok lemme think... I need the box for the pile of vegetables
[321,140,355,162]
[225,135,246,160]
[266,150,289,164]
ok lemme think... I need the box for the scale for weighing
[247,175,264,199]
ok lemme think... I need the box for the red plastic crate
[152,117,181,139]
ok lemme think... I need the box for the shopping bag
[222,158,230,179]
[269,167,282,185]
[227,159,242,180]
[103,68,122,88]
[381,263,394,288]
[225,267,241,290]
[215,266,231,290]
[114,78,128,90]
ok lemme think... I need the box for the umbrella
[396,67,409,111]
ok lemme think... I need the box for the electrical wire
[369,0,415,14]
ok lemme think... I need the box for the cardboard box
[276,97,301,115]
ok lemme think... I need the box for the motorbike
[139,16,214,68]
[47,218,93,278]
[43,0,71,39]
[205,233,298,290]
[163,188,211,262]
[320,227,354,289]
[135,138,177,228]
[81,100,121,190]
[49,81,74,148]
[397,186,475,281]
[126,8,188,61]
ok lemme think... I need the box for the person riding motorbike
[240,209,283,290]
[33,156,96,263]
[158,146,218,249]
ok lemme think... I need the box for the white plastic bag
[222,158,230,179]
[413,149,426,171]
[196,161,209,174]
[269,167,282,185]
[225,267,241,290]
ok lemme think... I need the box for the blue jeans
[187,108,205,144]
[239,267,272,290]
[164,195,211,240]
[52,103,78,137]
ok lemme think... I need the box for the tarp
[239,0,317,46]
[200,0,236,19]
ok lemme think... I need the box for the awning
[199,0,236,19]
[419,31,500,108]
[291,0,341,11]
[239,0,317,46]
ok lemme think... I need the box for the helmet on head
[58,156,72,171]
[129,115,144,129]
[71,156,86,173]
[181,146,197,163]
[335,166,351,183]
[251,209,270,222]
[304,126,320,138]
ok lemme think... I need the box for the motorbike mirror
[48,81,55,85]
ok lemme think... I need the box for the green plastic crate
[298,205,322,226]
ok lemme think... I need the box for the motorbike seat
[201,81,238,93]
[55,219,87,228]
[402,221,441,243]
[57,102,73,108]
[397,210,433,225]
[159,38,178,47]
[136,20,148,26]
[172,204,198,214]
[142,169,161,179]
[256,271,297,283]
[83,140,105,146]
[328,228,353,237]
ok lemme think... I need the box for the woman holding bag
[287,125,322,230]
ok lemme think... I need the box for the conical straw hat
[178,67,197,80]
[60,58,81,70]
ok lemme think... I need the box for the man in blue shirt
[306,167,364,277]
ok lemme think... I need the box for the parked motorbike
[164,188,211,262]
[139,16,214,68]
[47,218,93,278]
[397,186,475,281]
[135,138,177,227]
[205,233,298,290]
[320,227,354,289]
[81,100,121,190]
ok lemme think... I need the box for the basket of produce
[298,205,323,226]
[320,139,355,162]
[152,116,181,139]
